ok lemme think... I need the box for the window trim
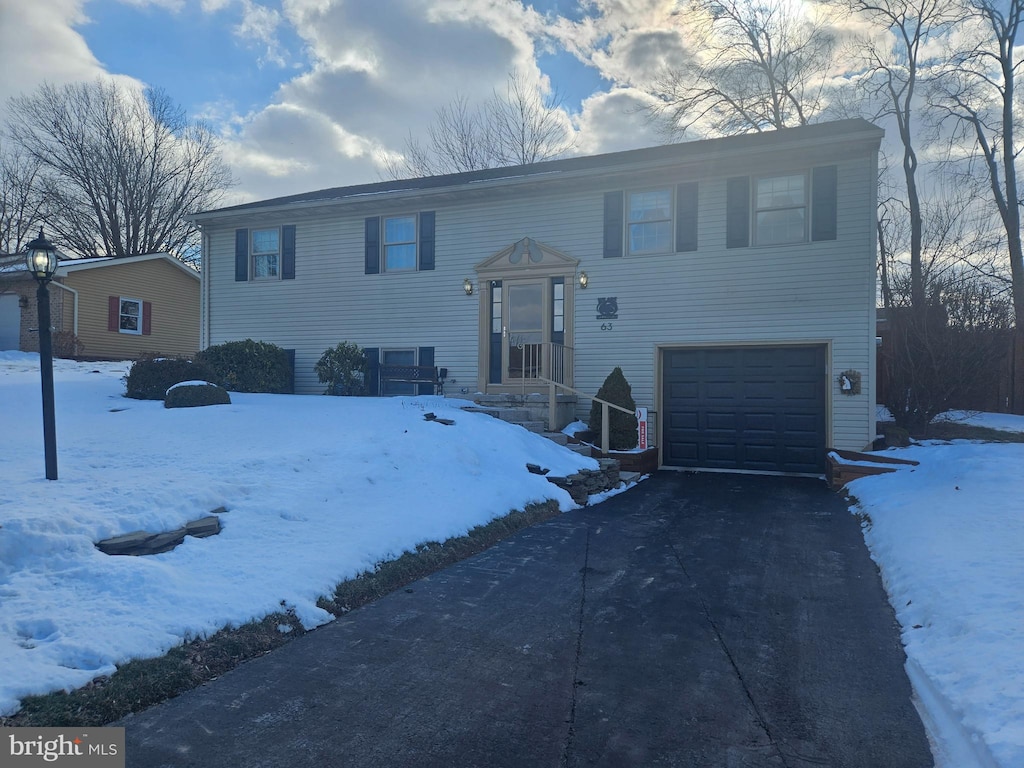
[626,187,674,256]
[382,214,418,272]
[752,172,808,247]
[251,227,282,281]
[118,297,143,335]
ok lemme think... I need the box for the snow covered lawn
[3,352,1021,767]
[0,353,596,717]
[848,439,1024,768]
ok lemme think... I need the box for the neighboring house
[0,253,199,360]
[191,118,883,475]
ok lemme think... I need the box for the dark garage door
[662,345,827,474]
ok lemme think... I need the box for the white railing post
[601,402,610,454]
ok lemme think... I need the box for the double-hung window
[754,174,806,246]
[627,189,672,255]
[384,216,417,271]
[365,212,435,274]
[119,298,142,334]
[252,228,280,279]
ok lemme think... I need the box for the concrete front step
[541,431,568,445]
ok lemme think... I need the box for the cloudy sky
[0,0,686,206]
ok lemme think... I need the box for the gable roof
[193,118,883,221]
[57,253,199,280]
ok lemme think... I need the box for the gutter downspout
[49,279,79,336]
[199,226,210,350]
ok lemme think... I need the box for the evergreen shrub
[164,382,231,409]
[124,356,217,400]
[315,342,368,395]
[196,339,292,393]
[589,366,639,451]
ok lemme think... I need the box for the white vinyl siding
[203,128,878,455]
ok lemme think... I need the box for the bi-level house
[191,118,883,475]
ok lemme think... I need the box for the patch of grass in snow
[0,500,560,728]
[913,420,1024,443]
[879,419,1024,444]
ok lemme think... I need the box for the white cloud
[115,0,185,10]
[235,0,287,67]
[573,87,664,156]
[0,0,109,107]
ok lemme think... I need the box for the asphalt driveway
[120,472,933,767]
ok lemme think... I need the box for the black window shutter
[811,165,838,241]
[419,212,435,271]
[726,177,750,249]
[603,191,624,258]
[284,349,295,393]
[365,217,380,275]
[235,229,248,281]
[364,347,380,396]
[282,225,296,279]
[675,182,698,252]
[417,346,435,395]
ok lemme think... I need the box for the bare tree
[649,0,837,138]
[4,80,233,265]
[0,141,45,255]
[930,0,1024,330]
[383,72,574,179]
[846,0,962,311]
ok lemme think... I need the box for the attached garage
[661,345,827,474]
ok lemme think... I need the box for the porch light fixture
[463,277,474,296]
[578,271,589,289]
[24,227,59,480]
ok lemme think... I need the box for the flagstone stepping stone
[96,512,224,556]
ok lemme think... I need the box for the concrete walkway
[120,472,933,767]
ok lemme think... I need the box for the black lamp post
[25,227,59,480]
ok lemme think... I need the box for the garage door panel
[705,380,740,399]
[705,442,739,465]
[666,381,699,400]
[744,381,783,400]
[663,346,826,474]
[668,410,699,431]
[783,413,819,434]
[742,412,778,432]
[705,411,739,431]
[665,441,699,465]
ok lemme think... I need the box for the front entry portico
[475,238,578,395]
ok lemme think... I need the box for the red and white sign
[636,407,648,450]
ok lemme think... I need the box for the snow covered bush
[124,356,217,400]
[164,381,231,409]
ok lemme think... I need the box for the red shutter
[142,301,152,335]
[108,296,119,332]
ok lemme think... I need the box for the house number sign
[596,297,618,328]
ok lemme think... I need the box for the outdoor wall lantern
[578,271,589,289]
[24,227,59,480]
[463,277,474,296]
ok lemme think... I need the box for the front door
[503,280,546,383]
[475,237,577,393]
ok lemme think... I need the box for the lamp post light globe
[25,227,59,481]
[25,228,59,281]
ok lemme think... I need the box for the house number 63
[600,322,614,331]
